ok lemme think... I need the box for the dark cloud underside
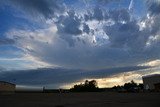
[0,66,150,87]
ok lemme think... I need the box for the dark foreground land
[0,92,160,107]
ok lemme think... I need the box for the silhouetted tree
[70,80,99,92]
[124,80,137,91]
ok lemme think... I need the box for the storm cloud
[5,0,160,70]
[0,66,150,88]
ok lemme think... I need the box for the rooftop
[0,81,15,86]
[142,74,160,78]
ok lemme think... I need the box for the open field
[0,92,160,107]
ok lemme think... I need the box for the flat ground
[0,92,160,107]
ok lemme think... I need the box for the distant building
[0,81,16,93]
[142,74,160,91]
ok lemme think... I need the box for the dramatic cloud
[4,0,160,70]
[0,66,151,88]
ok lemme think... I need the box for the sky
[0,0,160,89]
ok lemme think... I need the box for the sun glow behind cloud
[62,67,160,89]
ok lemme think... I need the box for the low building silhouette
[0,81,16,93]
[142,74,160,91]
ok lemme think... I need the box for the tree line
[70,80,144,92]
[112,80,144,92]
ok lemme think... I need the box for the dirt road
[0,92,160,107]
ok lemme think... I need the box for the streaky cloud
[0,37,15,45]
[0,66,151,88]
[146,0,160,15]
[1,0,64,19]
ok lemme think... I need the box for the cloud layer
[0,66,151,88]
[3,0,159,70]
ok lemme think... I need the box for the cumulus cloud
[0,0,159,69]
[56,10,82,46]
[92,7,104,21]
[4,0,160,70]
